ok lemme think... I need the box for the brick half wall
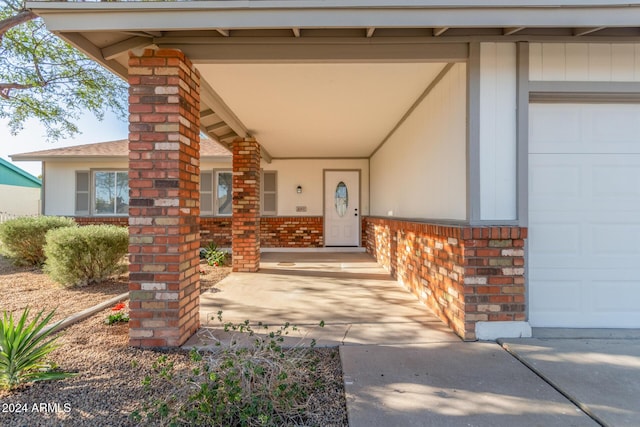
[73,216,326,249]
[261,216,323,248]
[364,217,527,341]
[74,217,129,227]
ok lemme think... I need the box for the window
[261,171,277,216]
[216,171,232,216]
[200,170,232,216]
[93,171,129,215]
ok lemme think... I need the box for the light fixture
[296,185,302,194]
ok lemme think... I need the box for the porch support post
[232,137,261,272]
[127,48,201,347]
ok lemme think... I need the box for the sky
[0,111,129,177]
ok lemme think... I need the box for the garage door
[529,103,640,327]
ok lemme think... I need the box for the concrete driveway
[185,252,638,426]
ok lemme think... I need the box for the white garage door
[529,103,640,327]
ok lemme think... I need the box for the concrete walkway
[185,252,634,426]
[501,333,640,427]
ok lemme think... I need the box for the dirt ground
[0,256,347,426]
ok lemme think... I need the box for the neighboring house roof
[10,138,231,162]
[0,158,42,188]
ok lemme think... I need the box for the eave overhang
[25,0,640,159]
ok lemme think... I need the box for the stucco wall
[43,158,368,217]
[0,184,40,216]
[262,158,369,217]
[370,62,467,220]
[44,160,127,216]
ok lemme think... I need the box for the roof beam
[503,27,526,36]
[292,27,301,37]
[218,131,238,141]
[101,36,154,61]
[120,31,162,38]
[199,83,273,163]
[366,27,376,38]
[205,121,227,133]
[573,26,606,36]
[159,39,469,63]
[216,29,229,37]
[433,27,449,37]
[199,80,249,139]
[59,32,128,79]
[200,109,215,119]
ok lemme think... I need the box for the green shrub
[0,216,76,266]
[201,242,228,267]
[0,308,75,390]
[44,225,128,287]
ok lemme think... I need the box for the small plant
[133,313,327,426]
[201,242,228,267]
[0,308,75,390]
[44,224,128,287]
[0,216,76,266]
[106,302,129,325]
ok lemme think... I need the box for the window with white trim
[200,170,233,216]
[93,171,129,215]
[216,171,233,216]
[75,170,129,216]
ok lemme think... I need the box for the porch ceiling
[28,0,640,158]
[196,63,447,158]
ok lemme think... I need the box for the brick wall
[232,138,261,272]
[364,217,526,341]
[260,216,323,247]
[80,215,325,249]
[127,48,201,348]
[200,217,232,247]
[74,217,129,227]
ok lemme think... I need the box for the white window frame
[200,169,233,217]
[91,169,129,216]
[214,170,233,216]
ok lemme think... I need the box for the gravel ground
[0,256,348,426]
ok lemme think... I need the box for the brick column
[232,138,261,272]
[127,49,201,347]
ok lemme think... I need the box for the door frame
[323,169,361,247]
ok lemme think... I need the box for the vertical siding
[370,63,467,220]
[530,43,640,81]
[479,42,517,221]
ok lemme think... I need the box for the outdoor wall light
[296,185,302,194]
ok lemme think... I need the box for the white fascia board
[27,1,640,31]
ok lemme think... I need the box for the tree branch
[0,82,44,99]
[0,9,37,38]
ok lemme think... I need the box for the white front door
[324,170,360,246]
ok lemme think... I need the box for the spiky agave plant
[0,308,75,390]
